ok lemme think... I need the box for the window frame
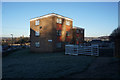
[57,18,62,24]
[57,30,61,36]
[56,42,62,48]
[35,42,40,48]
[81,30,83,33]
[66,31,70,36]
[76,29,79,33]
[35,20,40,26]
[35,31,40,37]
[66,20,70,25]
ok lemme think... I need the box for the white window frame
[35,20,40,25]
[59,18,62,24]
[35,31,40,36]
[66,20,70,25]
[57,18,59,23]
[76,29,79,33]
[57,30,61,36]
[35,42,40,48]
[57,18,62,24]
[81,30,83,33]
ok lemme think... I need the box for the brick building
[72,27,84,45]
[30,13,73,52]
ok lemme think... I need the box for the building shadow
[99,48,114,57]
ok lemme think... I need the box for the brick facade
[30,13,73,52]
[72,27,84,45]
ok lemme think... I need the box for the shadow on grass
[99,49,114,57]
[2,48,29,57]
[59,57,97,78]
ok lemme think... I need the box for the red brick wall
[30,15,73,52]
[72,28,84,45]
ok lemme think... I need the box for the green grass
[3,49,96,78]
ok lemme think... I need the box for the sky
[118,1,120,27]
[2,2,118,37]
[1,0,120,2]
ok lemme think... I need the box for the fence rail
[65,44,99,56]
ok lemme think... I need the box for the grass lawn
[2,48,96,78]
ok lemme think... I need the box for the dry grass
[3,48,95,78]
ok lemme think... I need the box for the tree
[109,27,120,41]
[110,27,120,37]
[110,27,120,57]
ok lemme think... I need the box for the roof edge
[73,26,84,29]
[30,13,73,21]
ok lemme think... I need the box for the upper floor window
[66,31,70,36]
[35,42,40,48]
[35,20,40,25]
[81,30,83,33]
[57,30,61,36]
[66,21,70,25]
[76,29,79,33]
[57,18,62,24]
[35,31,40,36]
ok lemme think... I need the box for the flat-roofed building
[30,13,73,52]
[72,27,84,45]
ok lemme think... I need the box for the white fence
[65,44,99,56]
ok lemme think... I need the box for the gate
[65,44,99,56]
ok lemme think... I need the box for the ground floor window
[35,31,40,36]
[35,42,40,48]
[56,42,62,48]
[66,31,70,36]
[57,30,61,36]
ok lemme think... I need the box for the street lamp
[11,34,13,47]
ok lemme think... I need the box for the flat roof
[73,26,84,30]
[30,13,73,21]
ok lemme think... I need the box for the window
[35,20,39,25]
[57,30,61,36]
[35,42,40,47]
[76,29,79,33]
[56,42,62,48]
[81,30,83,33]
[59,18,62,24]
[76,38,79,41]
[57,18,59,23]
[66,31,70,36]
[57,18,62,24]
[66,21,70,25]
[35,31,40,36]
